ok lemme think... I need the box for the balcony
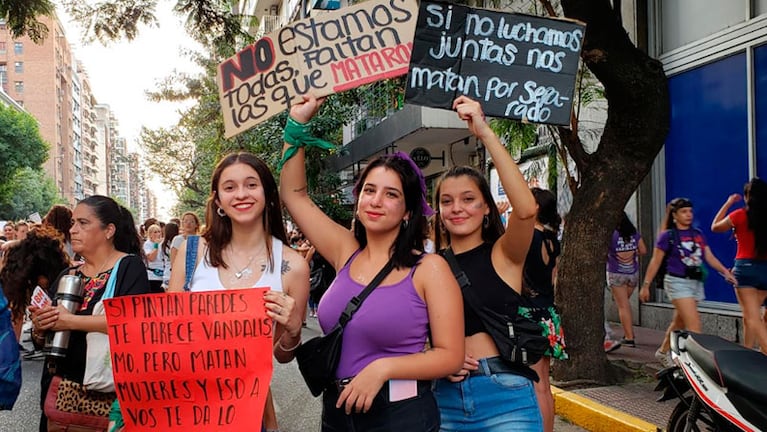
[256,15,285,38]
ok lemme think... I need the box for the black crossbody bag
[443,248,548,367]
[295,259,395,396]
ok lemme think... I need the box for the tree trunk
[552,0,670,384]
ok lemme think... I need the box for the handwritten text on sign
[405,1,585,126]
[217,0,418,137]
[104,290,273,432]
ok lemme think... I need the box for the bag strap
[336,259,395,328]
[443,247,486,315]
[102,255,128,300]
[183,235,199,292]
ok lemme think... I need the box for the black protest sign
[405,1,585,126]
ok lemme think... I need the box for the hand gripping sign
[217,0,419,138]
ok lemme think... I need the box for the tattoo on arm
[281,260,291,275]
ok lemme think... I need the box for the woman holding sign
[432,96,542,431]
[280,95,464,431]
[29,195,155,432]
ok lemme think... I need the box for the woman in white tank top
[167,152,310,365]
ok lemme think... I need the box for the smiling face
[3,224,14,240]
[438,174,489,239]
[356,167,408,233]
[70,203,113,256]
[215,162,266,226]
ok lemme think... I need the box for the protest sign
[217,0,418,137]
[405,1,585,126]
[104,289,273,432]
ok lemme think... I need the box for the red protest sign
[104,289,273,432]
[217,0,418,138]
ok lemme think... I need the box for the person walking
[280,94,464,432]
[711,178,767,352]
[142,224,165,292]
[169,212,200,270]
[433,96,542,432]
[639,198,737,367]
[607,212,647,347]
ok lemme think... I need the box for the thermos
[47,275,84,357]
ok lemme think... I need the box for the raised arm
[711,194,740,233]
[453,96,536,264]
[279,95,357,269]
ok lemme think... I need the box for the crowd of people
[0,94,764,432]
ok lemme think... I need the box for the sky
[58,3,204,219]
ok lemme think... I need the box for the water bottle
[47,275,84,357]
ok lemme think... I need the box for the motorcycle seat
[685,333,767,403]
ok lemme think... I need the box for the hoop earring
[402,219,409,229]
[483,215,489,228]
[217,207,227,217]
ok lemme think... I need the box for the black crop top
[451,242,538,382]
[454,242,526,337]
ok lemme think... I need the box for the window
[14,61,22,73]
[14,81,23,93]
[14,42,22,55]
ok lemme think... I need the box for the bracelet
[277,334,302,352]
[278,117,335,170]
[642,281,651,286]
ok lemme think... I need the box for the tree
[537,0,670,384]
[0,167,62,220]
[0,103,49,182]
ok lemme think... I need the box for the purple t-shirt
[656,228,707,277]
[607,231,641,274]
[317,252,429,379]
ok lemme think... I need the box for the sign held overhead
[405,1,585,126]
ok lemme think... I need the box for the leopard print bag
[44,375,116,432]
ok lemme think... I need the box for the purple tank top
[317,251,429,379]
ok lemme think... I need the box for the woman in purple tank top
[280,95,464,432]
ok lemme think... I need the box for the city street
[1,318,585,431]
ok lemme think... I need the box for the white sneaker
[655,349,674,368]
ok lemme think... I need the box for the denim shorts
[607,272,639,288]
[733,259,767,290]
[434,358,541,432]
[663,275,704,301]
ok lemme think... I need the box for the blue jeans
[321,380,439,431]
[435,358,541,432]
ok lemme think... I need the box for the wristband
[278,117,335,170]
[277,334,302,352]
[642,281,651,286]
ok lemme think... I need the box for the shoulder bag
[295,259,395,397]
[83,256,126,392]
[443,248,548,366]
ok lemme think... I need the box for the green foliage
[0,0,54,43]
[0,167,62,220]
[0,103,49,180]
[489,119,538,155]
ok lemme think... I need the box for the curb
[552,386,661,432]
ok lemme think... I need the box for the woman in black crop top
[433,96,542,432]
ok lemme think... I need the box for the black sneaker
[620,338,636,348]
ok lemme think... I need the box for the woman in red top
[712,177,767,352]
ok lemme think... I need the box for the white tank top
[189,237,284,293]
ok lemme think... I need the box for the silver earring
[483,215,489,228]
[402,219,409,229]
[217,207,226,217]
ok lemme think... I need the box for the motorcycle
[655,330,767,432]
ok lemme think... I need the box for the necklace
[228,244,264,280]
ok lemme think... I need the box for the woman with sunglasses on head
[711,178,767,352]
[640,198,736,367]
[280,94,463,432]
[432,96,540,431]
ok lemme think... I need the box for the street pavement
[0,317,585,431]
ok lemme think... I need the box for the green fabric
[109,399,124,432]
[278,117,335,170]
